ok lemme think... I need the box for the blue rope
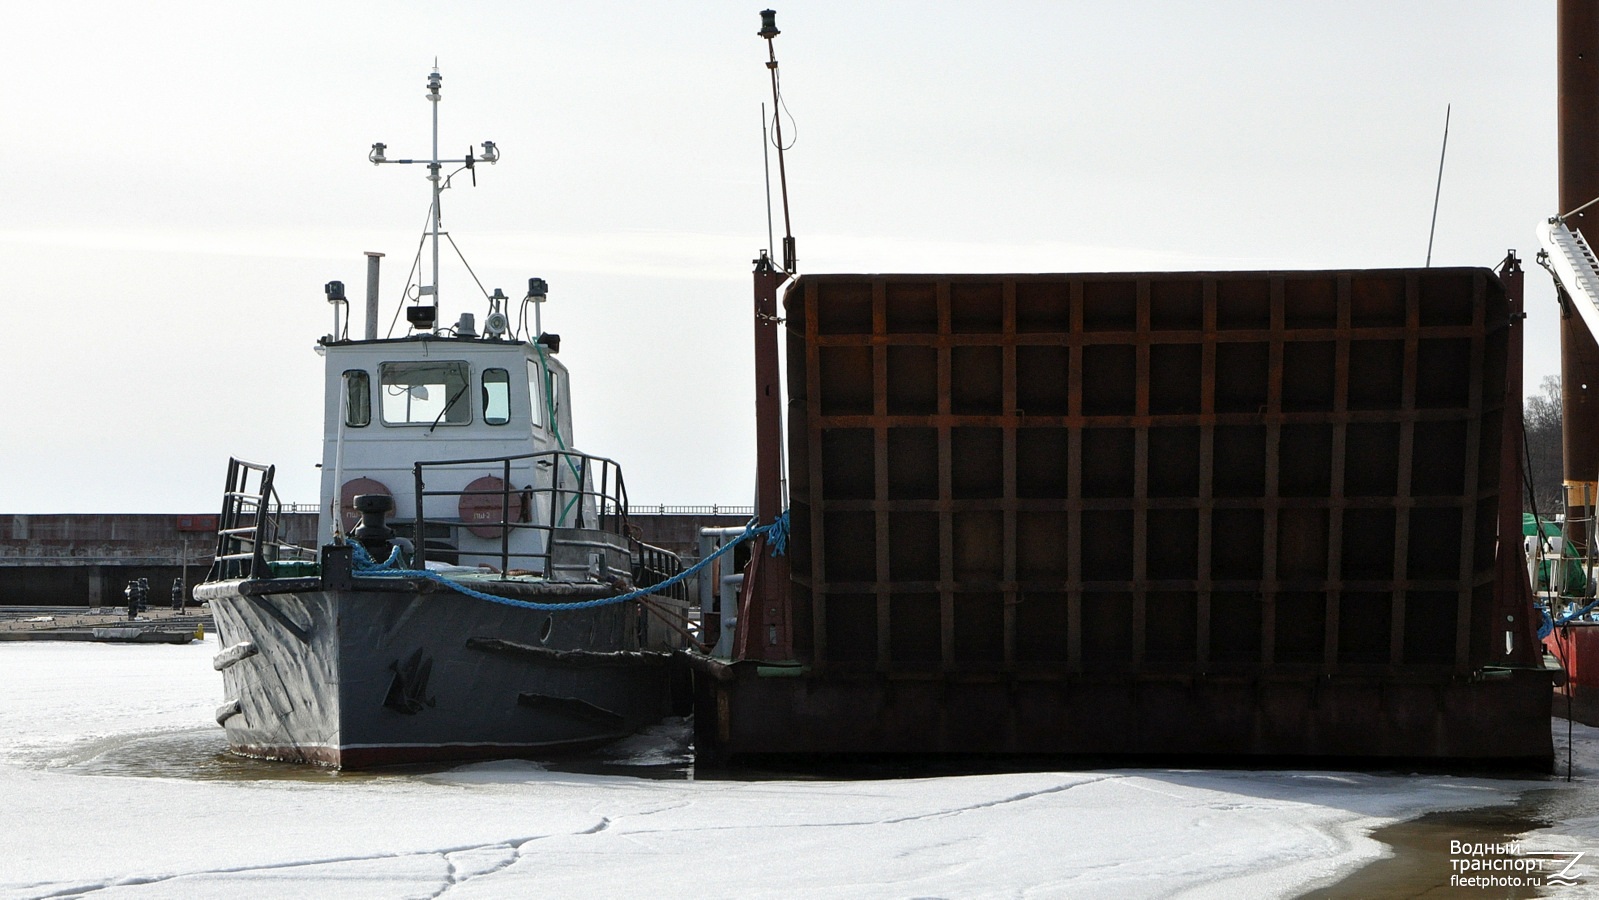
[1540,596,1599,641]
[1555,597,1599,628]
[767,509,789,557]
[344,515,784,612]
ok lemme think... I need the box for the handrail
[411,449,632,576]
[208,458,313,581]
[268,501,752,517]
[631,504,755,516]
[631,538,687,602]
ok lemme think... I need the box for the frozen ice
[1,637,1597,898]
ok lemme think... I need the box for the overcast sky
[0,2,1563,513]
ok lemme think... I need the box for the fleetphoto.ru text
[1448,839,1585,890]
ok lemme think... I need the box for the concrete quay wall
[0,511,748,605]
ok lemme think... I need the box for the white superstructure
[313,68,602,570]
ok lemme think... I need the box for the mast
[759,9,796,274]
[368,68,499,333]
[429,70,443,318]
[734,11,796,662]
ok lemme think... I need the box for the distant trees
[1525,375,1564,516]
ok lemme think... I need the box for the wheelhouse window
[526,362,546,429]
[342,370,371,427]
[483,368,510,426]
[547,370,563,426]
[380,361,471,426]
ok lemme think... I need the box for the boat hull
[203,580,675,767]
[1546,622,1599,725]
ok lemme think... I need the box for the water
[1301,804,1552,898]
[60,718,696,783]
[1301,783,1599,898]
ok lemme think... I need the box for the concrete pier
[0,605,213,643]
[0,510,749,606]
[0,513,318,606]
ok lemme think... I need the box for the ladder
[1538,218,1599,343]
[208,458,290,581]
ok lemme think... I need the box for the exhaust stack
[364,252,384,340]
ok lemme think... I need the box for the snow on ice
[1,638,1597,898]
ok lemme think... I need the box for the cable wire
[386,204,437,338]
[443,231,493,302]
[769,68,797,152]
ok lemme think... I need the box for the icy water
[63,720,696,783]
[1304,802,1553,898]
[1299,780,1599,898]
[58,719,1599,899]
[7,637,1599,898]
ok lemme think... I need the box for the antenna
[368,68,500,333]
[762,102,775,260]
[759,9,797,273]
[1426,103,1450,267]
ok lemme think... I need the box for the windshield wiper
[429,385,470,433]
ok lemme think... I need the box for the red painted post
[1496,254,1543,666]
[735,253,793,661]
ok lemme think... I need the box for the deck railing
[208,458,314,581]
[411,451,688,596]
[411,450,631,576]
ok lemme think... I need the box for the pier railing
[629,504,754,517]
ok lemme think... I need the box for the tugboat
[194,69,690,767]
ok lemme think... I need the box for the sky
[0,1,1565,512]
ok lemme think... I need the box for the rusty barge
[684,10,1555,769]
[692,261,1554,768]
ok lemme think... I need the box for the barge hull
[699,669,1552,765]
[706,262,1555,767]
[1548,622,1599,725]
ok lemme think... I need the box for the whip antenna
[1426,103,1450,267]
[762,102,776,262]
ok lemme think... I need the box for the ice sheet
[0,638,1592,899]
